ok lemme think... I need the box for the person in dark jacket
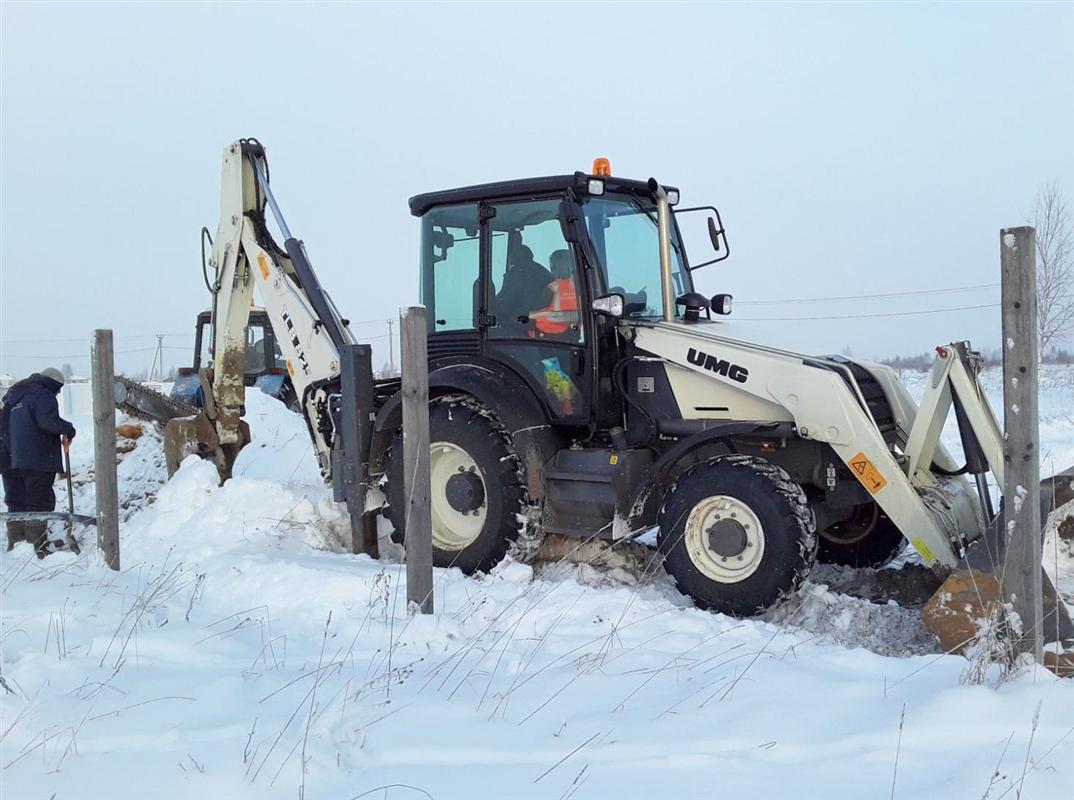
[495,244,554,332]
[0,368,76,555]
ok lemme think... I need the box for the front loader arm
[631,323,978,568]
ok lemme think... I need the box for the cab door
[483,197,592,424]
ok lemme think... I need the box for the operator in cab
[495,244,553,332]
[530,249,579,337]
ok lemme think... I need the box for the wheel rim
[429,441,488,551]
[683,495,765,584]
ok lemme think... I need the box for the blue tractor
[170,308,297,410]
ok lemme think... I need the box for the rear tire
[817,503,906,568]
[384,398,525,574]
[658,455,816,617]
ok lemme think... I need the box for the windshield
[582,193,689,318]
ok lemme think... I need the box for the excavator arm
[165,139,359,479]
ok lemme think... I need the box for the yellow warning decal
[609,454,619,465]
[286,359,296,377]
[848,451,887,495]
[257,251,271,280]
[911,537,934,562]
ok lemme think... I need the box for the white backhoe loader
[161,139,1071,647]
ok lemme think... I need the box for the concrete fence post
[1000,226,1042,663]
[91,329,120,570]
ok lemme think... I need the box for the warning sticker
[848,451,887,495]
[911,537,934,562]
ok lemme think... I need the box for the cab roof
[408,173,679,217]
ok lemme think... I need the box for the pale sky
[2,1,1072,377]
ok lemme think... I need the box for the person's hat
[40,367,66,385]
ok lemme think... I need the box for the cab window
[420,203,480,333]
[244,324,267,373]
[583,194,688,318]
[488,199,582,343]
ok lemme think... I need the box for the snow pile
[765,584,938,657]
[4,459,1074,798]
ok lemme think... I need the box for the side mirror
[707,217,722,252]
[711,293,733,315]
[592,293,624,318]
[672,206,730,270]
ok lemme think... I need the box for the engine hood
[625,318,827,364]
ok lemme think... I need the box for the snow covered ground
[2,369,1073,799]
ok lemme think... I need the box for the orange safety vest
[531,279,579,335]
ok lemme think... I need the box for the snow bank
[2,376,1073,798]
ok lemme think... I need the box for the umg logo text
[686,348,749,384]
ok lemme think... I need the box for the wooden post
[91,329,120,571]
[1000,226,1042,662]
[337,343,378,556]
[401,306,433,614]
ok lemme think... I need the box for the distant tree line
[878,348,1074,372]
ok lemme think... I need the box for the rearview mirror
[592,294,624,318]
[707,217,721,252]
[672,205,730,270]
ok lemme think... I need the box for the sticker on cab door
[848,452,887,495]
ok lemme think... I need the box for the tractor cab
[409,162,730,432]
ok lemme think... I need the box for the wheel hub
[683,495,765,584]
[429,441,488,551]
[706,519,749,557]
[445,470,485,513]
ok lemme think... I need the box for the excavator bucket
[163,412,250,483]
[922,469,1074,655]
[113,372,250,484]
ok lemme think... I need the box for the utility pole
[386,318,397,376]
[149,334,165,381]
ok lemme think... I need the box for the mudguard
[370,355,563,500]
[616,420,797,536]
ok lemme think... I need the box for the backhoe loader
[161,139,1071,644]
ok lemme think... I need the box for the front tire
[384,398,525,574]
[658,455,816,616]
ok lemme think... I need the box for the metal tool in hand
[61,437,81,555]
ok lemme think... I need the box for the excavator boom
[164,139,363,481]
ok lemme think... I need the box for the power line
[736,282,1000,306]
[0,345,158,356]
[2,323,385,345]
[0,333,194,344]
[737,303,999,322]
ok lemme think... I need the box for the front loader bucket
[923,470,1074,655]
[163,413,250,483]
